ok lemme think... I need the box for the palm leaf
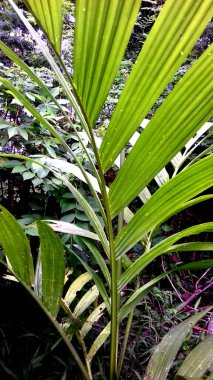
[166,242,213,253]
[81,302,106,339]
[115,154,213,258]
[73,0,141,125]
[129,121,212,203]
[109,43,213,216]
[82,238,111,287]
[7,0,87,132]
[23,0,63,54]
[63,275,108,342]
[61,175,109,256]
[65,246,110,314]
[100,0,213,172]
[74,285,99,317]
[64,272,92,305]
[46,220,99,241]
[88,323,111,363]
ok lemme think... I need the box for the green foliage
[0,0,213,379]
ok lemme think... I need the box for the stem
[108,220,118,380]
[60,299,93,379]
[82,121,118,379]
[77,332,93,380]
[117,311,133,379]
[117,206,123,300]
[117,279,140,379]
[116,148,125,374]
[91,138,118,378]
[59,50,119,379]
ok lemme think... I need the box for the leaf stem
[60,299,93,380]
[117,278,140,379]
[75,109,118,378]
[57,42,119,378]
[116,148,126,373]
[88,139,118,379]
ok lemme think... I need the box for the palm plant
[0,0,213,379]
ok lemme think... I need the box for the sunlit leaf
[101,0,213,172]
[23,0,63,54]
[74,0,141,124]
[109,44,213,216]
[115,155,213,258]
[46,220,99,241]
